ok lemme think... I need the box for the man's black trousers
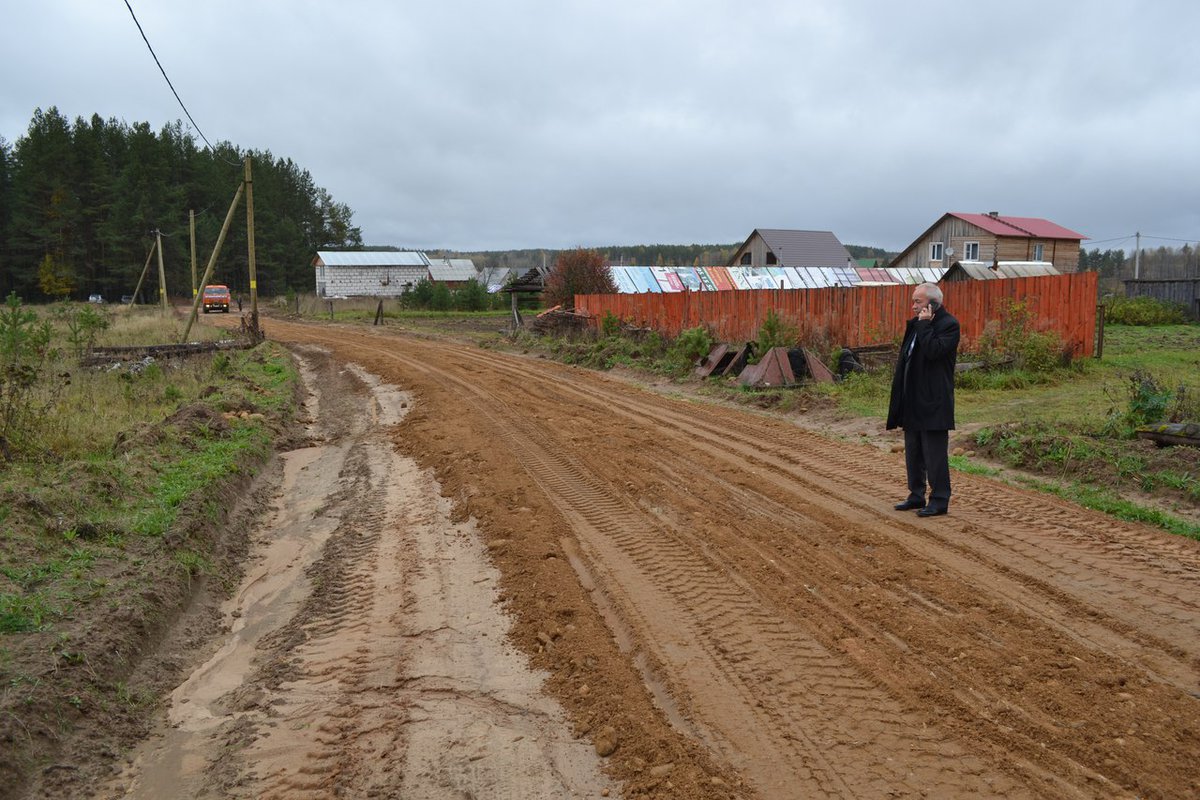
[903,429,951,510]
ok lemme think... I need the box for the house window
[766,252,777,265]
[740,253,752,265]
[929,242,944,262]
[964,241,979,261]
[1033,243,1045,261]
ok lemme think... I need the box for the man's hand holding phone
[917,300,937,322]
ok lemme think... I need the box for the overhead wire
[122,0,242,167]
[1140,234,1200,244]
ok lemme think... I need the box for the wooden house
[728,228,856,269]
[890,212,1086,274]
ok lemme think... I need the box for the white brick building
[314,251,432,297]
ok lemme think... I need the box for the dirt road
[108,318,1200,798]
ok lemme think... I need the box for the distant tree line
[1077,248,1128,281]
[0,107,362,302]
[1116,244,1200,281]
[459,242,898,273]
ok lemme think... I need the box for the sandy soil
[86,344,610,799]
[75,316,1200,798]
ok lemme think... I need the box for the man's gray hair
[919,282,944,304]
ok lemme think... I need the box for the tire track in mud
[245,441,409,800]
[264,321,1200,799]
[443,339,1200,669]
[277,330,1029,796]
[99,346,611,800]
[439,339,1200,791]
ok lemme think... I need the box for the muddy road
[106,318,1199,798]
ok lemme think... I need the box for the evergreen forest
[0,107,363,302]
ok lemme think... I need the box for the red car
[202,284,231,313]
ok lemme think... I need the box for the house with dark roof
[727,229,856,270]
[425,257,479,288]
[890,212,1086,274]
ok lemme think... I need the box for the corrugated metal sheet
[944,261,1060,280]
[427,257,478,281]
[576,272,1099,357]
[675,267,705,291]
[601,264,964,292]
[316,250,429,267]
[885,267,946,284]
[951,213,1086,241]
[630,267,660,293]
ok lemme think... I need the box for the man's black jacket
[886,306,960,431]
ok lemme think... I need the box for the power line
[1141,234,1200,244]
[122,0,240,167]
[1083,234,1135,246]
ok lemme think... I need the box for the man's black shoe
[916,506,947,517]
[894,500,925,511]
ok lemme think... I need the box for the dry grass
[97,305,227,345]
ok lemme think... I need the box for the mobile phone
[927,300,940,312]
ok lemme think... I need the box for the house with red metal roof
[890,212,1087,274]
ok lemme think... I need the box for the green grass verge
[1013,476,1200,540]
[1,343,297,635]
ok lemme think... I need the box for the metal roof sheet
[947,261,1061,280]
[754,229,855,269]
[426,257,478,281]
[951,213,1086,241]
[316,250,429,267]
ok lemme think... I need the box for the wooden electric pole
[155,229,168,312]
[1134,231,1142,280]
[244,156,261,339]
[190,209,198,298]
[130,240,157,306]
[181,182,245,342]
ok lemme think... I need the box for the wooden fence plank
[576,273,1098,356]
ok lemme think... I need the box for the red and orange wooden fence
[576,272,1099,355]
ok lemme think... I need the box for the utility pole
[181,181,244,342]
[1134,231,1141,280]
[155,229,168,312]
[244,156,260,339]
[131,240,157,306]
[190,210,197,298]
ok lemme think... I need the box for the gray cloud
[4,0,1197,253]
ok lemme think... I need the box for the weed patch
[0,306,298,795]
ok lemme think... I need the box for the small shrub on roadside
[600,311,622,338]
[1104,296,1189,326]
[670,326,716,364]
[1102,370,1183,436]
[1167,384,1200,423]
[55,303,111,358]
[967,300,1073,376]
[0,293,62,463]
[755,309,798,359]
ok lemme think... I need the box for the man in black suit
[887,282,960,517]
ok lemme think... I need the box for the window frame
[964,241,979,261]
[929,241,944,262]
[1033,243,1045,261]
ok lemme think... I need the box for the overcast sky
[4,1,1198,253]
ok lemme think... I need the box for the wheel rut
[246,320,1200,800]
